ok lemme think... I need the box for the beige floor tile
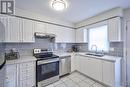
[45,84,54,87]
[53,80,63,86]
[55,83,67,87]
[70,77,83,83]
[78,81,91,87]
[64,79,78,87]
[84,78,95,85]
[46,72,106,87]
[91,83,106,87]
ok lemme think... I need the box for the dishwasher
[59,56,71,76]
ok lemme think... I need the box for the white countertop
[76,53,121,62]
[6,56,37,64]
[6,52,122,64]
[54,52,72,57]
[54,52,122,62]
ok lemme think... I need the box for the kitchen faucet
[91,45,97,53]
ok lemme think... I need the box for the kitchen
[0,0,130,87]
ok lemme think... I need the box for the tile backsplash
[109,42,124,57]
[0,38,124,57]
[0,43,5,54]
[5,38,52,56]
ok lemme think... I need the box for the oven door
[36,58,59,82]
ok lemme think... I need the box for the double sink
[86,53,104,57]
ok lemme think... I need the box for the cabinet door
[71,54,76,72]
[19,61,36,87]
[8,17,22,42]
[0,17,11,42]
[5,64,17,87]
[0,66,5,87]
[46,24,64,42]
[76,28,87,43]
[102,61,115,87]
[22,19,35,43]
[85,57,102,82]
[108,17,121,42]
[74,55,81,71]
[35,21,46,33]
[0,17,7,42]
[0,17,22,42]
[62,27,75,43]
[46,24,75,43]
[71,54,80,72]
[78,55,88,74]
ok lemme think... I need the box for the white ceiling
[15,0,130,23]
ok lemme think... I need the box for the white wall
[124,8,130,20]
[75,7,123,28]
[15,8,75,28]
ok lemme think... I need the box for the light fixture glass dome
[51,0,67,11]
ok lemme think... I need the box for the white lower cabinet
[85,57,102,82]
[71,54,80,72]
[102,61,115,87]
[73,54,121,87]
[77,55,102,82]
[102,60,121,87]
[5,61,36,87]
[0,66,5,87]
[5,64,17,87]
[19,62,36,87]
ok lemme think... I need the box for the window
[88,25,109,52]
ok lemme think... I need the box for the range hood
[34,32,56,38]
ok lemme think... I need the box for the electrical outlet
[109,48,114,51]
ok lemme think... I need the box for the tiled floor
[45,72,106,87]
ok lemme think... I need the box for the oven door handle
[37,58,59,65]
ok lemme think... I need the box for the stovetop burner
[33,49,59,60]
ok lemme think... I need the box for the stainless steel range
[33,49,59,87]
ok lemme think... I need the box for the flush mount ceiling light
[51,0,68,11]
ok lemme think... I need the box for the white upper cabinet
[46,24,75,43]
[108,17,121,42]
[22,19,35,43]
[63,27,75,43]
[76,27,87,43]
[46,24,62,42]
[9,18,23,42]
[0,17,22,42]
[0,17,35,43]
[35,21,46,33]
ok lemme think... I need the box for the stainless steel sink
[86,53,104,57]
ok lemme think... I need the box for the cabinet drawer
[26,62,34,66]
[19,62,35,69]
